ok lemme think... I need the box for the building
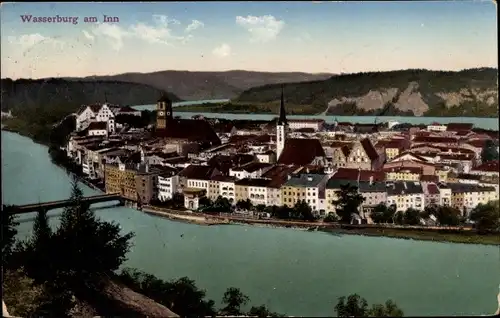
[155,95,221,150]
[470,160,500,178]
[179,165,221,194]
[358,180,387,217]
[229,162,273,180]
[423,183,440,206]
[446,123,474,133]
[275,87,327,166]
[375,139,407,162]
[135,165,161,205]
[184,188,206,210]
[105,163,138,201]
[426,122,447,132]
[234,179,250,203]
[329,142,353,167]
[287,119,325,131]
[448,183,498,215]
[325,179,356,216]
[384,166,422,182]
[386,181,425,212]
[346,138,382,170]
[234,178,270,207]
[281,174,329,213]
[87,121,109,137]
[157,166,180,201]
[437,183,452,206]
[76,103,116,132]
[217,176,237,203]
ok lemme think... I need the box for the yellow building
[450,191,464,210]
[324,179,357,214]
[384,167,421,182]
[208,178,220,201]
[105,163,138,201]
[281,185,306,208]
[234,182,249,203]
[435,168,450,182]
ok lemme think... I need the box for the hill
[0,78,180,112]
[234,68,498,117]
[77,70,334,100]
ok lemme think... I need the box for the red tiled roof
[471,160,500,172]
[427,183,440,194]
[360,138,379,161]
[446,123,473,132]
[155,119,221,147]
[278,138,326,166]
[262,164,300,188]
[467,139,487,148]
[412,136,459,144]
[179,165,217,180]
[208,154,254,175]
[383,166,423,174]
[331,168,385,182]
[229,134,272,144]
[88,121,107,130]
[421,174,439,182]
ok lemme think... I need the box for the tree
[394,211,404,225]
[1,207,19,267]
[422,205,438,220]
[403,208,421,225]
[220,287,249,316]
[248,305,285,317]
[335,294,368,317]
[480,140,499,162]
[370,203,388,224]
[335,294,404,317]
[331,184,365,223]
[293,200,315,221]
[435,206,461,226]
[324,213,338,223]
[470,201,500,233]
[367,300,404,317]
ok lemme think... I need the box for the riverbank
[143,206,500,246]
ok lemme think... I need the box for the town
[60,89,499,228]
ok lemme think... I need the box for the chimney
[307,176,313,182]
[287,174,291,180]
[369,175,374,185]
[403,182,407,190]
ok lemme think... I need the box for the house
[436,183,452,206]
[448,183,497,215]
[216,175,237,203]
[287,119,325,131]
[324,178,357,216]
[423,183,440,206]
[105,162,139,201]
[329,142,353,167]
[255,150,276,164]
[281,174,329,214]
[375,139,407,161]
[345,138,382,170]
[87,121,110,137]
[113,105,142,117]
[426,122,447,132]
[384,166,422,182]
[470,160,499,178]
[76,103,116,132]
[234,178,271,207]
[157,166,180,201]
[178,164,221,193]
[383,160,436,176]
[386,181,425,212]
[135,165,162,205]
[358,180,387,218]
[184,188,207,210]
[261,164,300,207]
[229,162,273,180]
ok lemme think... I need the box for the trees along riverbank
[2,179,405,317]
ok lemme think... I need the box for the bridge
[3,193,123,215]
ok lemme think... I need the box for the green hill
[0,78,180,112]
[234,68,498,117]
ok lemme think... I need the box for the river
[133,100,499,131]
[2,130,499,316]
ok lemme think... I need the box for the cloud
[212,43,231,58]
[91,15,196,50]
[82,30,95,42]
[235,15,285,43]
[185,19,204,33]
[6,33,64,50]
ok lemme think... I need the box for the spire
[278,84,287,125]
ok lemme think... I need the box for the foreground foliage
[335,293,404,317]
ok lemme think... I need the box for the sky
[0,1,497,79]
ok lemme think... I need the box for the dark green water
[2,131,499,316]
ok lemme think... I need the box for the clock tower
[156,93,173,130]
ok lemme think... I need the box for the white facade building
[187,178,210,193]
[248,185,267,206]
[426,123,447,132]
[288,119,325,131]
[76,103,116,132]
[158,174,179,201]
[386,181,425,212]
[219,180,236,202]
[266,187,282,207]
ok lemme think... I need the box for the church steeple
[276,84,287,160]
[277,85,288,126]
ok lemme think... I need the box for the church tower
[156,93,173,130]
[276,85,288,159]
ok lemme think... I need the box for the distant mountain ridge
[74,70,335,100]
[0,78,179,112]
[235,68,498,117]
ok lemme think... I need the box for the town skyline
[1,1,497,79]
